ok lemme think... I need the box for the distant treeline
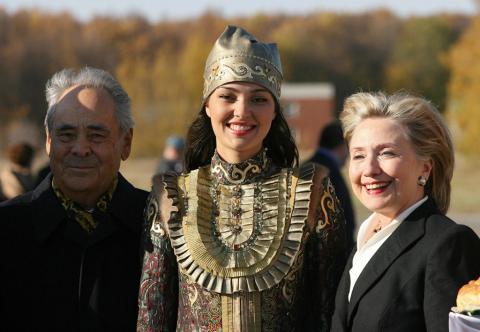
[0,8,479,156]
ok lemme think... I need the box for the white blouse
[348,196,428,301]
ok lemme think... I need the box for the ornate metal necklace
[171,162,311,294]
[210,174,264,252]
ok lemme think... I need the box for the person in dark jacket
[0,67,148,332]
[308,120,356,253]
[331,92,480,332]
[151,135,185,188]
[0,142,36,200]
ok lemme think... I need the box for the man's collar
[32,173,143,243]
[107,173,145,234]
[51,176,118,233]
[32,174,67,243]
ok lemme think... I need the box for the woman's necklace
[372,216,393,233]
[210,178,264,252]
[373,219,383,233]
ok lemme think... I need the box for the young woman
[137,25,346,331]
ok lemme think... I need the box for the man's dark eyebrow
[54,123,110,133]
[55,124,76,131]
[87,124,110,133]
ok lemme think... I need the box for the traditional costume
[137,25,346,332]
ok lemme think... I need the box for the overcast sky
[0,0,477,21]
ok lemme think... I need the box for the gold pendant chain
[373,221,382,233]
[210,178,263,252]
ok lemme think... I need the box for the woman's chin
[362,199,393,215]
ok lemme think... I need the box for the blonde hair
[341,92,454,214]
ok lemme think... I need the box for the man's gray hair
[44,67,134,132]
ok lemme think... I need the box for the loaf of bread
[457,277,480,315]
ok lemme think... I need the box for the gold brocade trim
[204,57,282,101]
[212,161,260,184]
[221,292,261,332]
[316,177,336,233]
[210,149,269,185]
[165,165,316,294]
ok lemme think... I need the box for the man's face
[46,85,132,206]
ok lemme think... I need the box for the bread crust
[457,277,480,313]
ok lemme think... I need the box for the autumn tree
[446,16,480,155]
[0,7,472,156]
[385,15,467,111]
[273,10,400,112]
[0,10,82,127]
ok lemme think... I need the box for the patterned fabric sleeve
[137,188,179,332]
[303,174,347,331]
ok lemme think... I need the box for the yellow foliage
[0,8,473,157]
[446,17,480,156]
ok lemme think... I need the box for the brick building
[281,82,335,160]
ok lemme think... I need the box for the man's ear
[121,128,133,161]
[45,129,52,156]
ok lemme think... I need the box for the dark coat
[331,199,480,332]
[0,173,148,332]
[309,150,355,252]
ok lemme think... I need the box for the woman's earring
[418,175,427,186]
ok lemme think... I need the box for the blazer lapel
[334,249,356,330]
[346,200,434,324]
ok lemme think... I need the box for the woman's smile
[363,181,391,195]
[226,121,256,137]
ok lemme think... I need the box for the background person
[0,67,148,331]
[307,120,356,253]
[152,135,185,187]
[0,142,36,200]
[331,92,480,332]
[136,25,347,331]
[154,135,185,175]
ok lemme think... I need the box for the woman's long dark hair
[185,102,299,172]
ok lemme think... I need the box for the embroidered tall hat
[202,25,283,103]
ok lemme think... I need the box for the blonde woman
[332,92,480,332]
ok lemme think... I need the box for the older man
[0,67,148,331]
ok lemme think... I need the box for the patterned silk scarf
[52,177,118,233]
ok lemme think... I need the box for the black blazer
[0,173,148,332]
[331,198,480,332]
